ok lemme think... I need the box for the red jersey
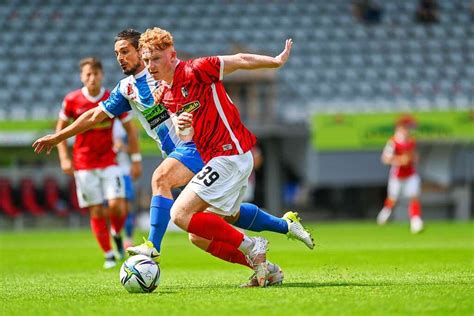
[383,136,416,179]
[59,87,130,170]
[161,57,256,163]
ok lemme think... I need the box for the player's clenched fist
[32,134,60,154]
[177,112,193,131]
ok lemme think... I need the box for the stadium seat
[43,177,69,217]
[0,178,21,218]
[69,179,88,216]
[20,178,45,216]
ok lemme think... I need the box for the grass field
[1,221,473,315]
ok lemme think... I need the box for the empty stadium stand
[20,178,45,216]
[43,177,69,217]
[1,0,472,122]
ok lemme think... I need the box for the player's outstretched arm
[32,107,108,154]
[222,38,293,75]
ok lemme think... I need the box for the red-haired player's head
[139,27,177,84]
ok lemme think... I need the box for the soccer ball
[120,255,160,293]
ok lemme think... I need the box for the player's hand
[177,112,193,131]
[275,38,293,67]
[32,134,60,154]
[130,161,142,180]
[60,158,74,176]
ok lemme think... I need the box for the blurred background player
[56,57,142,268]
[376,115,424,234]
[113,118,141,249]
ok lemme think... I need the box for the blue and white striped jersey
[100,68,184,156]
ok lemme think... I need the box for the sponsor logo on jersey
[177,101,200,115]
[181,86,189,98]
[143,103,170,129]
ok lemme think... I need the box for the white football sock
[238,235,254,254]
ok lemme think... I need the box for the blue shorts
[167,142,205,174]
[123,175,135,201]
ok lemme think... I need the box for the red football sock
[90,217,112,253]
[206,240,251,268]
[110,213,127,235]
[188,212,244,248]
[409,199,422,218]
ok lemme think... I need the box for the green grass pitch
[1,221,473,315]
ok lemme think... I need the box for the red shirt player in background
[376,115,424,234]
[56,57,142,268]
[139,28,310,287]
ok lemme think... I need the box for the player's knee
[151,169,174,191]
[170,206,183,227]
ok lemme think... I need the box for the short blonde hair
[139,27,174,52]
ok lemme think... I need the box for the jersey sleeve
[99,83,131,118]
[383,139,395,157]
[58,99,72,121]
[190,56,223,84]
[118,110,133,123]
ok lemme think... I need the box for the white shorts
[187,151,253,216]
[74,165,125,208]
[387,174,421,200]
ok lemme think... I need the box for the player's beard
[123,61,141,76]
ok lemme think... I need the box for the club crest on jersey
[181,86,189,98]
[177,101,200,115]
[126,83,136,100]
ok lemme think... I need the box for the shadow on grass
[281,282,387,288]
[164,282,387,291]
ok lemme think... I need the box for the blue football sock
[148,195,173,252]
[124,212,135,239]
[234,203,288,234]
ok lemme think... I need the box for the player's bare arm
[222,38,293,75]
[32,106,108,154]
[122,120,143,180]
[55,118,74,176]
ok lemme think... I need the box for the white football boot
[241,262,284,288]
[244,237,269,287]
[410,216,424,234]
[126,237,161,263]
[283,211,315,250]
[103,252,117,269]
[376,207,392,225]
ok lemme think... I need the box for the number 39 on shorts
[196,166,220,187]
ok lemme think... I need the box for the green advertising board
[0,119,161,156]
[312,110,474,151]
